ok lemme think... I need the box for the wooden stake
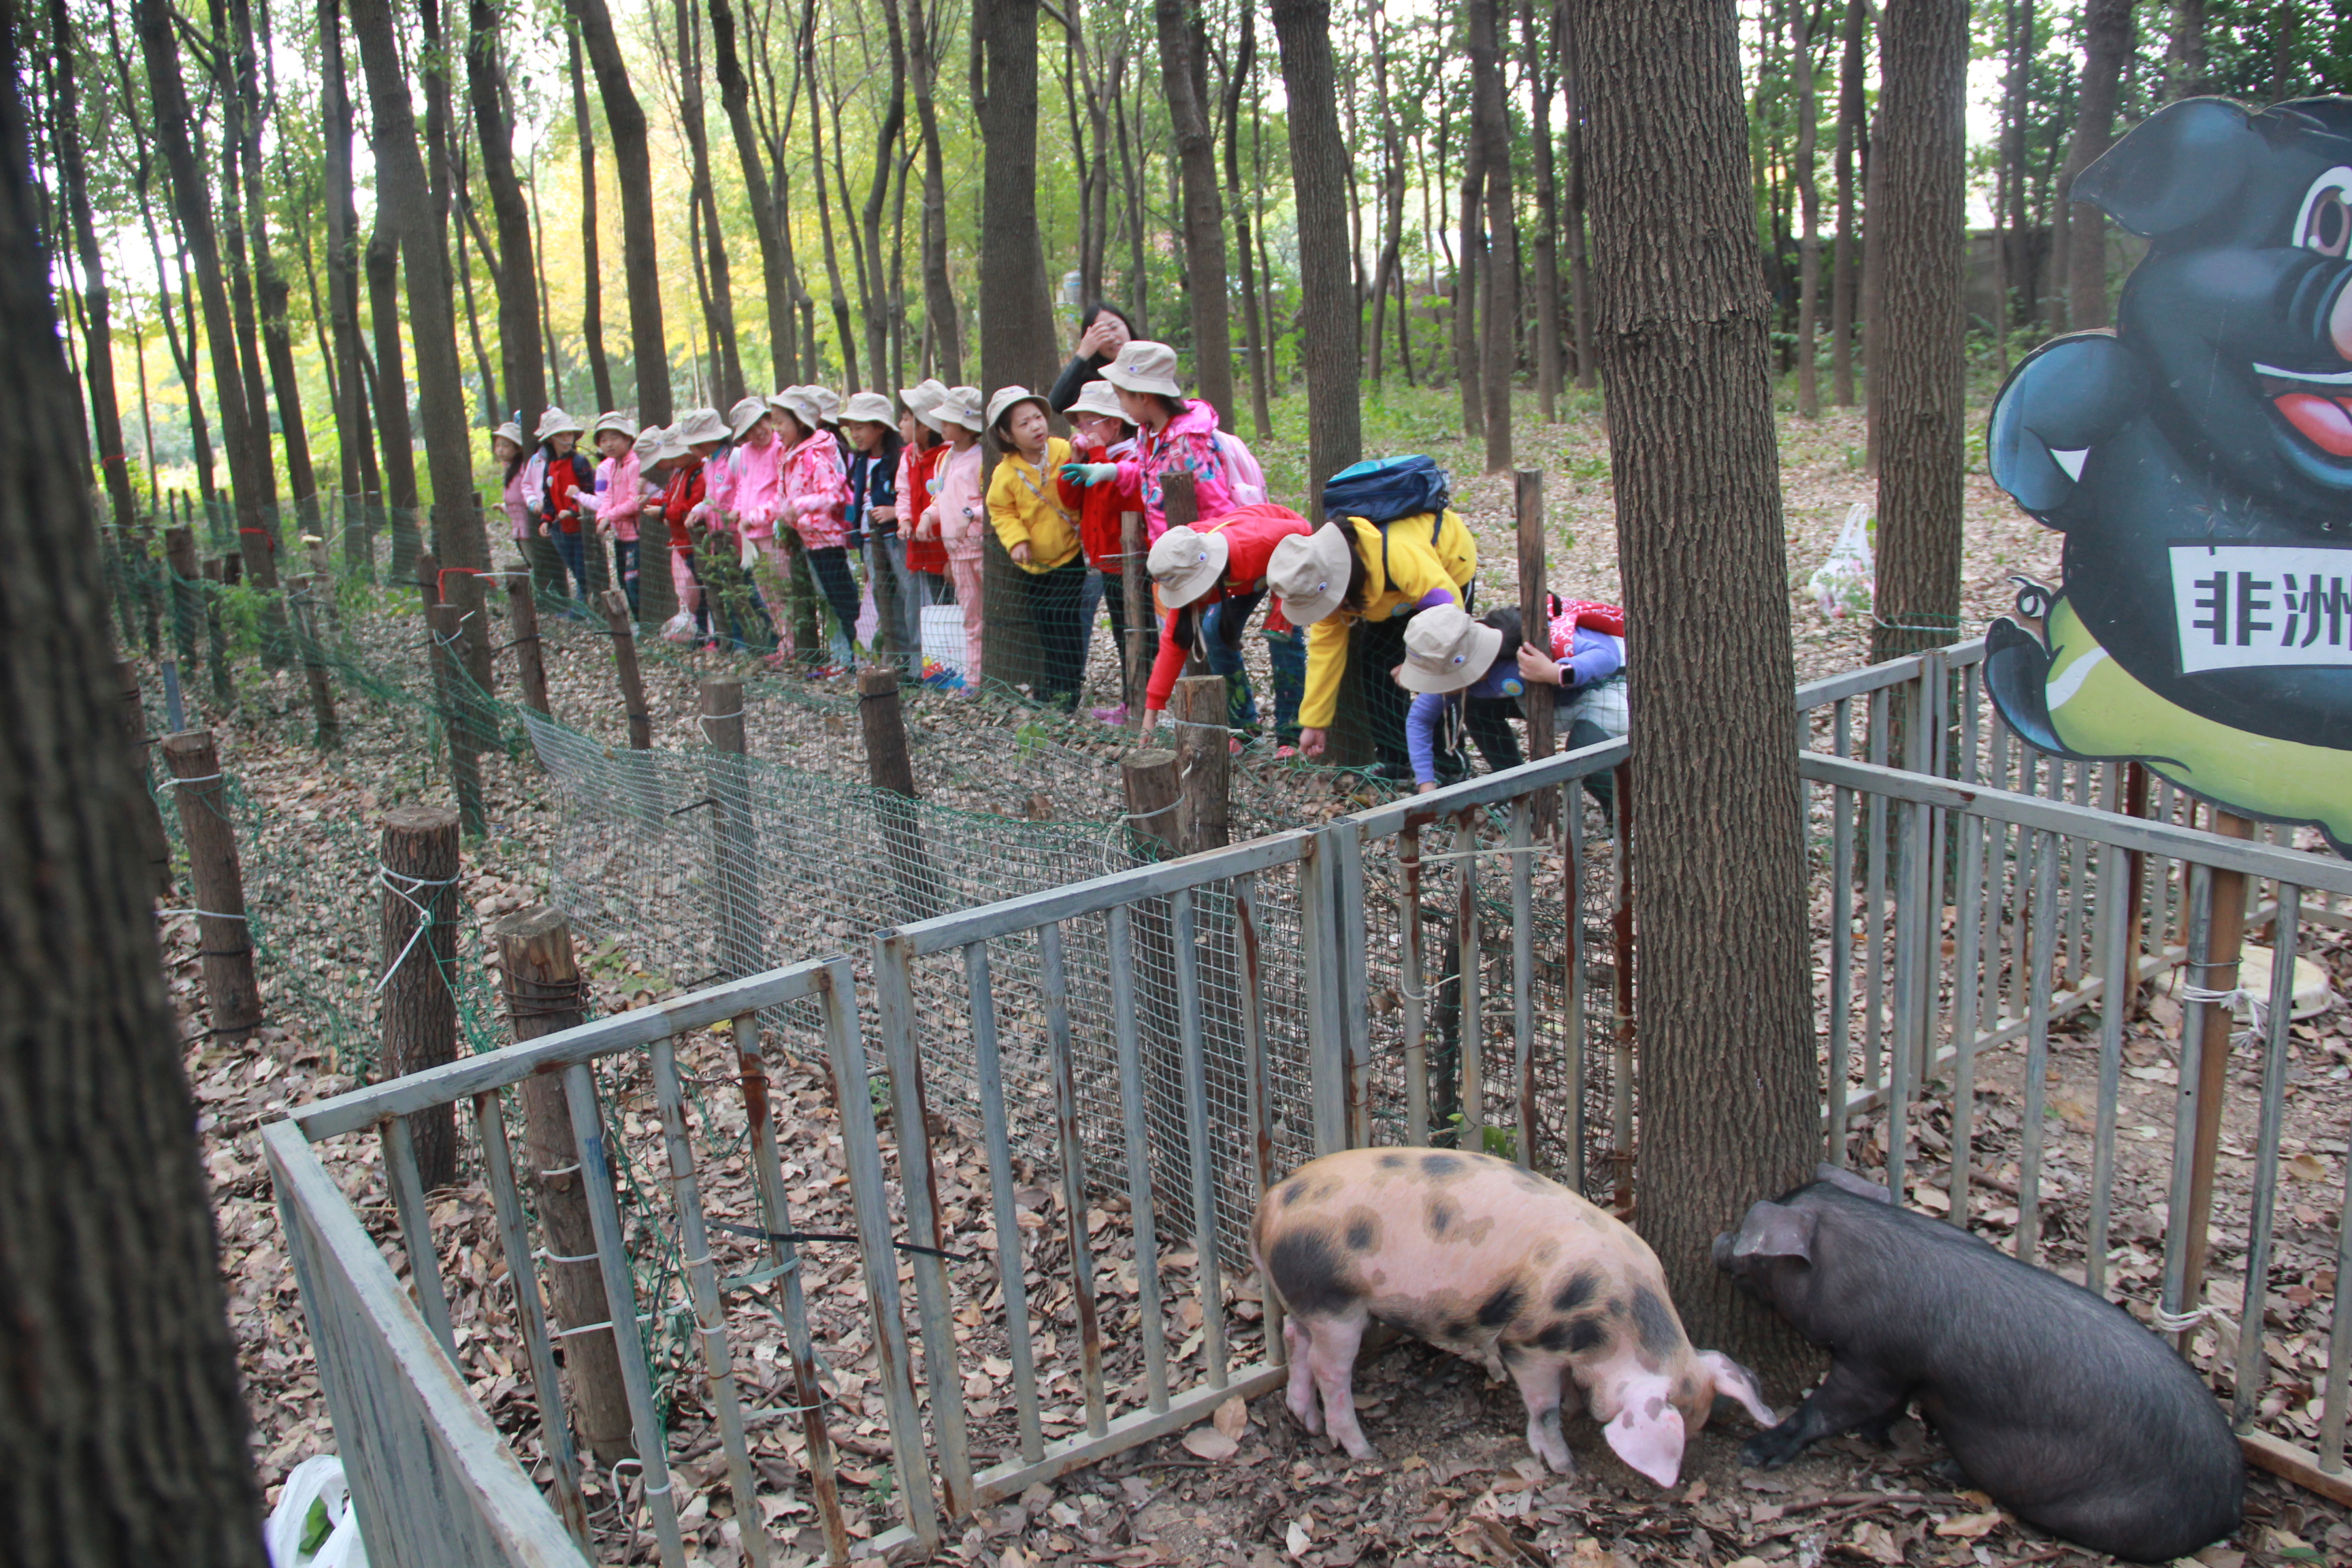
[1120,745,1192,1226]
[1121,510,1151,723]
[504,561,553,721]
[378,806,461,1189]
[202,557,233,711]
[2178,809,2255,1334]
[119,660,173,897]
[601,587,652,749]
[428,598,487,835]
[489,905,636,1465]
[858,667,938,923]
[162,729,261,1039]
[289,576,341,749]
[702,677,770,975]
[165,525,202,673]
[1121,749,1182,856]
[1161,468,1200,531]
[1173,673,1230,854]
[1515,469,1557,835]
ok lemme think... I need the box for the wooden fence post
[1120,750,1182,856]
[859,667,938,923]
[701,677,769,976]
[601,587,652,749]
[1173,673,1230,854]
[165,525,202,673]
[289,576,341,749]
[1119,745,1196,1230]
[505,561,552,721]
[489,906,637,1465]
[1122,510,1151,724]
[119,660,173,896]
[1516,468,1557,838]
[2177,811,2255,1337]
[162,729,262,1039]
[203,557,233,711]
[378,806,461,1189]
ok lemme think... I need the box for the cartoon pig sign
[1986,96,2352,850]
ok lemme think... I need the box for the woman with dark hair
[1047,301,1137,413]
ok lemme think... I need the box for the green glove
[1060,462,1118,487]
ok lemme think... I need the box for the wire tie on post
[2177,981,2268,1044]
[372,864,463,996]
[2151,1302,2212,1333]
[536,1247,600,1264]
[157,772,225,788]
[154,906,250,921]
[669,795,721,817]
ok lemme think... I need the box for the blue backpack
[1320,455,1452,525]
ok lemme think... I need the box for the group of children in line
[485,301,1629,785]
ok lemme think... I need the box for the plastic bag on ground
[1809,502,1874,619]
[265,1454,369,1568]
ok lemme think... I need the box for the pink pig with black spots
[1251,1148,1776,1486]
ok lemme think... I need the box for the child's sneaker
[1091,703,1128,725]
[1274,744,1298,760]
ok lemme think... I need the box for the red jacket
[1058,438,1139,572]
[663,459,706,557]
[902,443,949,575]
[542,451,595,534]
[1145,504,1312,712]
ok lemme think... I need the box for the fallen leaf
[1213,1396,1248,1441]
[2287,1153,2328,1182]
[1932,1512,2002,1539]
[1285,1520,1312,1558]
[1847,1520,1904,1564]
[1180,1426,1239,1462]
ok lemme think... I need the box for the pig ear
[2073,97,2257,239]
[1695,1350,1780,1428]
[1603,1375,1686,1489]
[1812,1162,1895,1204]
[1729,1200,1817,1263]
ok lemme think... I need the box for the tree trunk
[363,231,421,521]
[1567,0,1818,1383]
[2053,0,2134,333]
[1222,1,1275,440]
[1113,61,1152,339]
[803,1,860,388]
[1829,0,1865,407]
[468,0,546,426]
[2163,0,2205,100]
[1269,0,1362,516]
[1561,30,1595,390]
[321,0,376,527]
[131,0,278,587]
[1155,0,1236,427]
[377,806,461,1189]
[973,0,1062,397]
[1471,0,1516,471]
[1868,0,1967,665]
[570,0,672,423]
[906,0,962,382]
[1792,0,1822,419]
[0,78,268,1550]
[46,0,137,540]
[1452,92,1486,438]
[207,1,276,502]
[1523,0,1565,419]
[862,0,909,397]
[710,0,796,389]
[568,29,615,413]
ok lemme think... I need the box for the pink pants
[671,551,700,614]
[947,557,985,681]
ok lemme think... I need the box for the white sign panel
[2168,543,2352,673]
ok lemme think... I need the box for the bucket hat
[769,387,823,435]
[1097,340,1183,399]
[1268,525,1358,627]
[987,385,1051,433]
[1147,525,1229,609]
[841,391,896,425]
[593,410,639,442]
[536,406,585,442]
[1394,602,1505,695]
[936,385,987,434]
[1068,380,1130,424]
[675,407,730,447]
[805,386,843,426]
[727,395,772,442]
[492,420,527,448]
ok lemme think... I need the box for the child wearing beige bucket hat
[1394,600,1628,805]
[1057,342,1243,540]
[985,386,1088,708]
[919,387,990,685]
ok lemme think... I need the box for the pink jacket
[710,436,788,540]
[597,451,644,540]
[782,431,851,550]
[503,469,531,541]
[926,442,987,562]
[1111,399,1237,542]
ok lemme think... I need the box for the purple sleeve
[1565,627,1625,687]
[1407,691,1448,785]
[1411,587,1459,613]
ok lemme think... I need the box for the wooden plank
[2242,1428,2352,1508]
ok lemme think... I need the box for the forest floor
[160,385,2352,1567]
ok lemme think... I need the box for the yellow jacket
[1300,510,1477,728]
[987,438,1083,573]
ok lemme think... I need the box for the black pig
[1714,1166,2242,1564]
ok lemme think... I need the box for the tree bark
[2163,0,2205,100]
[973,0,1062,397]
[0,75,267,1548]
[1451,91,1486,438]
[803,1,860,388]
[131,0,278,588]
[228,0,315,517]
[1561,28,1595,389]
[1867,0,1967,664]
[1154,0,1236,427]
[1523,0,1565,419]
[1220,1,1275,440]
[46,0,137,540]
[568,29,615,412]
[1567,0,1818,1382]
[1829,0,1865,407]
[569,0,671,423]
[468,0,546,426]
[1471,0,1516,470]
[363,231,421,521]
[906,0,961,382]
[1271,0,1362,514]
[2053,0,2134,333]
[862,0,909,396]
[1792,0,1823,419]
[710,0,796,388]
[321,0,376,527]
[378,806,461,1190]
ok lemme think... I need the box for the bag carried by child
[1320,454,1451,524]
[1215,430,1269,507]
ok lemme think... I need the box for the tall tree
[231,0,316,518]
[1469,0,1516,470]
[1220,0,1274,440]
[670,0,742,402]
[972,0,1060,395]
[1450,86,1486,440]
[2163,0,2205,99]
[1791,0,1824,419]
[45,0,137,540]
[803,1,859,387]
[1270,0,1362,512]
[1567,0,1816,1377]
[860,0,909,395]
[709,0,796,387]
[1154,0,1235,425]
[1829,0,1865,406]
[132,0,280,586]
[567,27,615,412]
[2052,0,2134,331]
[1523,0,1566,418]
[1869,0,1967,665]
[0,47,268,1560]
[1561,26,1595,389]
[468,0,547,427]
[363,231,421,513]
[569,0,672,422]
[319,0,373,506]
[905,0,960,380]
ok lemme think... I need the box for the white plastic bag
[920,602,966,673]
[1808,502,1874,619]
[265,1454,369,1568]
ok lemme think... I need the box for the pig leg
[1743,1355,1909,1469]
[1505,1356,1575,1474]
[1283,1316,1323,1434]
[1303,1311,1378,1461]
